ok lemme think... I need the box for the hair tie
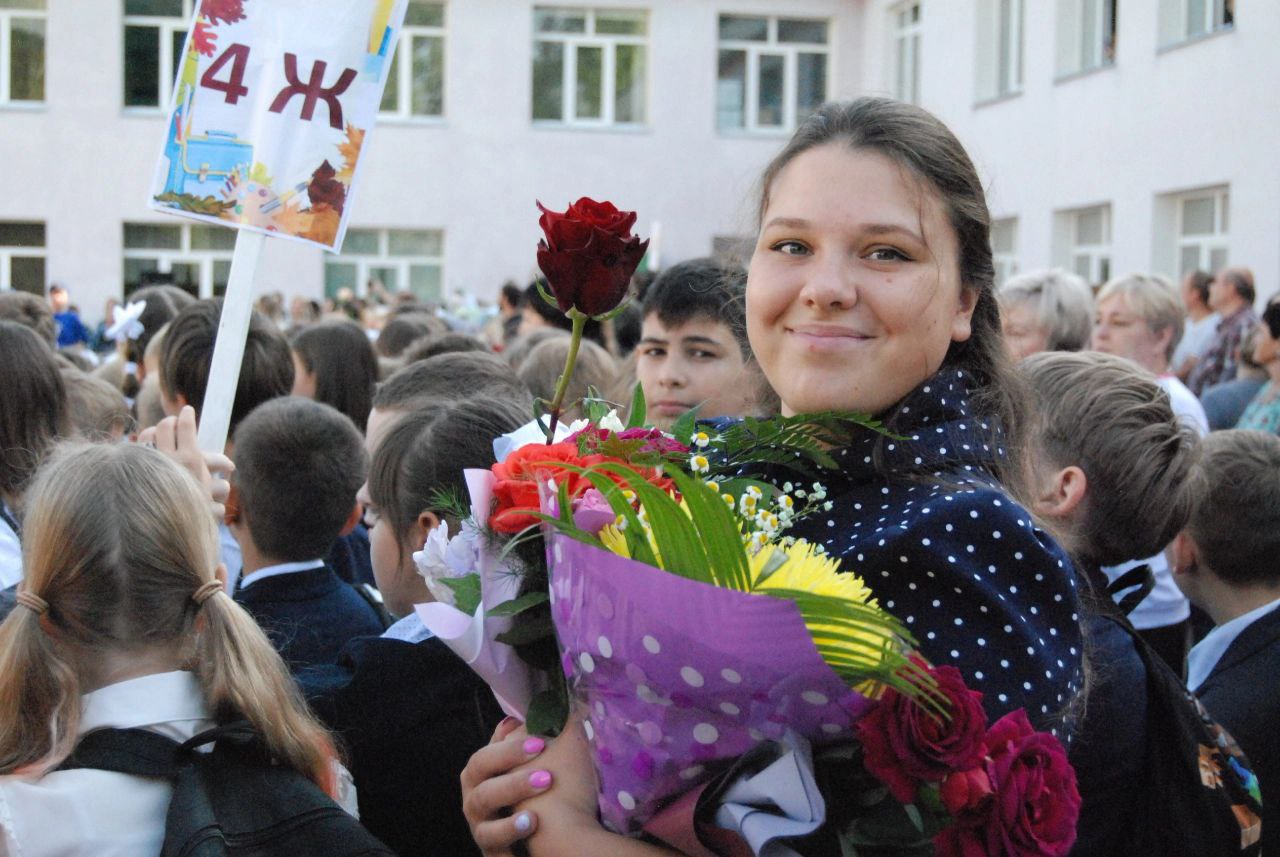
[193,580,223,606]
[15,590,48,615]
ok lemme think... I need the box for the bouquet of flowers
[416,198,1080,856]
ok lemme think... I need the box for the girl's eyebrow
[762,217,924,245]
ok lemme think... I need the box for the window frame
[1174,188,1229,277]
[122,220,234,299]
[976,0,1024,104]
[122,0,194,113]
[890,1,922,106]
[531,6,649,129]
[1067,204,1112,286]
[0,0,46,107]
[323,227,445,303]
[0,220,46,295]
[379,1,447,121]
[716,14,831,136]
[991,217,1019,287]
[1158,0,1233,50]
[1055,0,1117,80]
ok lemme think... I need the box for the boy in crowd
[1174,429,1280,842]
[1020,351,1201,855]
[635,257,775,430]
[229,396,385,674]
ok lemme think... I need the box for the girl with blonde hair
[0,442,355,856]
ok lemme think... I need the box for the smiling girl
[461,98,1086,857]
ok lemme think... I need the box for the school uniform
[234,560,385,675]
[0,502,21,589]
[0,671,216,857]
[306,614,506,857]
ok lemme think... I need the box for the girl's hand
[461,717,551,856]
[137,406,235,520]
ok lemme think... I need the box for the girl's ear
[950,284,980,344]
[338,501,361,537]
[413,510,441,540]
[1030,465,1088,522]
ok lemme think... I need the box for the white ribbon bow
[105,300,147,342]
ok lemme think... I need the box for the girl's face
[1254,318,1279,366]
[746,144,976,417]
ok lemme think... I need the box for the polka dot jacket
[751,370,1085,735]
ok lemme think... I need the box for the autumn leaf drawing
[192,20,217,56]
[200,0,246,26]
[336,124,365,184]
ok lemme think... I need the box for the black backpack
[1102,567,1264,856]
[58,721,395,857]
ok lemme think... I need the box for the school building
[0,0,1275,322]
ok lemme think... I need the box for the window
[0,221,45,294]
[975,0,1023,102]
[123,221,235,298]
[991,217,1018,287]
[1056,0,1116,77]
[1158,0,1233,48]
[717,14,828,133]
[324,228,444,302]
[380,1,445,119]
[891,2,922,105]
[1065,205,1111,285]
[1,0,44,105]
[1175,188,1229,277]
[123,0,193,109]
[532,7,647,126]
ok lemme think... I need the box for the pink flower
[571,488,616,535]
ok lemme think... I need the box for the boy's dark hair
[375,313,446,358]
[522,281,604,346]
[0,292,56,346]
[160,299,294,436]
[369,398,528,554]
[124,284,196,365]
[60,368,133,441]
[0,321,68,499]
[232,397,367,561]
[1021,351,1199,566]
[401,332,488,365]
[290,320,378,433]
[640,258,750,356]
[1186,430,1280,587]
[373,351,533,412]
[500,282,524,308]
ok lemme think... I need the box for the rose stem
[544,309,588,443]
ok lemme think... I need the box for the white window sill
[1157,26,1234,55]
[122,106,168,118]
[531,121,650,134]
[1053,61,1115,86]
[376,115,447,127]
[0,101,45,112]
[716,126,793,139]
[973,89,1023,110]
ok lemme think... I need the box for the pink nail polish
[528,769,552,789]
[522,736,545,755]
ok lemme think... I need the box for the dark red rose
[536,198,648,317]
[937,710,1080,857]
[856,661,989,804]
[940,767,994,817]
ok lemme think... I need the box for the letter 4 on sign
[268,53,358,129]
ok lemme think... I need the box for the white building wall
[0,0,862,323]
[861,0,1280,302]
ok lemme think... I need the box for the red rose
[940,767,995,818]
[857,661,989,804]
[536,198,649,317]
[936,710,1080,857]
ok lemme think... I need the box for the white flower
[412,520,480,606]
[598,409,626,433]
[105,300,147,342]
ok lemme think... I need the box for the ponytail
[0,598,82,774]
[194,591,340,797]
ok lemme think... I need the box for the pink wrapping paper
[547,533,875,834]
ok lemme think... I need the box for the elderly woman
[998,268,1094,361]
[1090,272,1207,673]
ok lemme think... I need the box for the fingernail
[522,736,545,755]
[528,769,552,790]
[514,811,533,834]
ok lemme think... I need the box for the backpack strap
[57,728,183,779]
[1106,563,1156,617]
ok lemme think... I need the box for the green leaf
[591,298,633,322]
[440,574,482,616]
[525,684,569,737]
[487,591,550,617]
[626,381,647,428]
[669,406,702,447]
[663,466,751,591]
[494,612,554,647]
[536,279,560,310]
[904,803,924,833]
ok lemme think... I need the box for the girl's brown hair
[755,98,1028,490]
[0,443,339,795]
[0,321,69,506]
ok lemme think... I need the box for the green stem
[544,310,588,443]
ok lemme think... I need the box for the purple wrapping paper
[547,533,875,834]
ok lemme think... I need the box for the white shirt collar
[1187,595,1280,691]
[79,671,211,735]
[238,559,325,591]
[382,612,433,643]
